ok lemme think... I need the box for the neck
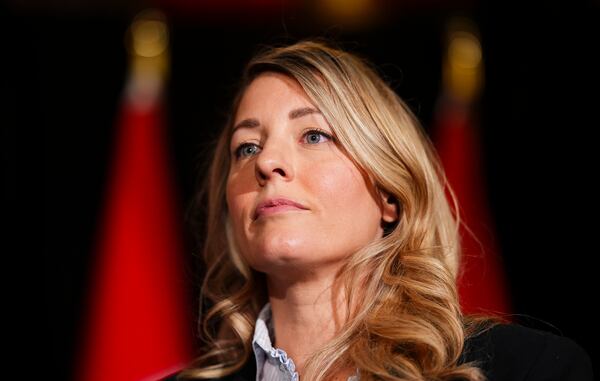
[266,268,348,374]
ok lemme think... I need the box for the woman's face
[226,72,390,276]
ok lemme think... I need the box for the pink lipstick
[254,198,308,220]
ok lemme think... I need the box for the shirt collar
[252,302,299,381]
[251,302,358,381]
[253,302,276,355]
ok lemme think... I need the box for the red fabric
[433,102,512,317]
[76,97,193,381]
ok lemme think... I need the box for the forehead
[235,72,313,116]
[230,72,328,141]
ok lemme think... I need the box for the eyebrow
[232,107,322,134]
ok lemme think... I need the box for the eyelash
[233,128,334,159]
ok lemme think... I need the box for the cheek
[309,160,377,216]
[304,160,382,257]
[226,174,250,229]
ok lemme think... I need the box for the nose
[255,139,294,186]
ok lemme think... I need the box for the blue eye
[234,143,261,159]
[303,129,332,144]
[233,129,333,160]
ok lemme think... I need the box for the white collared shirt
[251,302,359,381]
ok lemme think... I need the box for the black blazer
[162,323,593,381]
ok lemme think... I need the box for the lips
[253,197,309,220]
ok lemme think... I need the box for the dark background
[3,0,598,379]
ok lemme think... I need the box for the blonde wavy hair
[180,39,502,381]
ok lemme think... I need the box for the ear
[378,188,399,224]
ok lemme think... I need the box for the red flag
[75,76,193,381]
[433,100,511,317]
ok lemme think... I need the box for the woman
[167,40,592,381]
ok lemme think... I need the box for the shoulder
[161,324,593,381]
[461,323,593,381]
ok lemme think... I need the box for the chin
[261,235,306,258]
[245,234,314,269]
